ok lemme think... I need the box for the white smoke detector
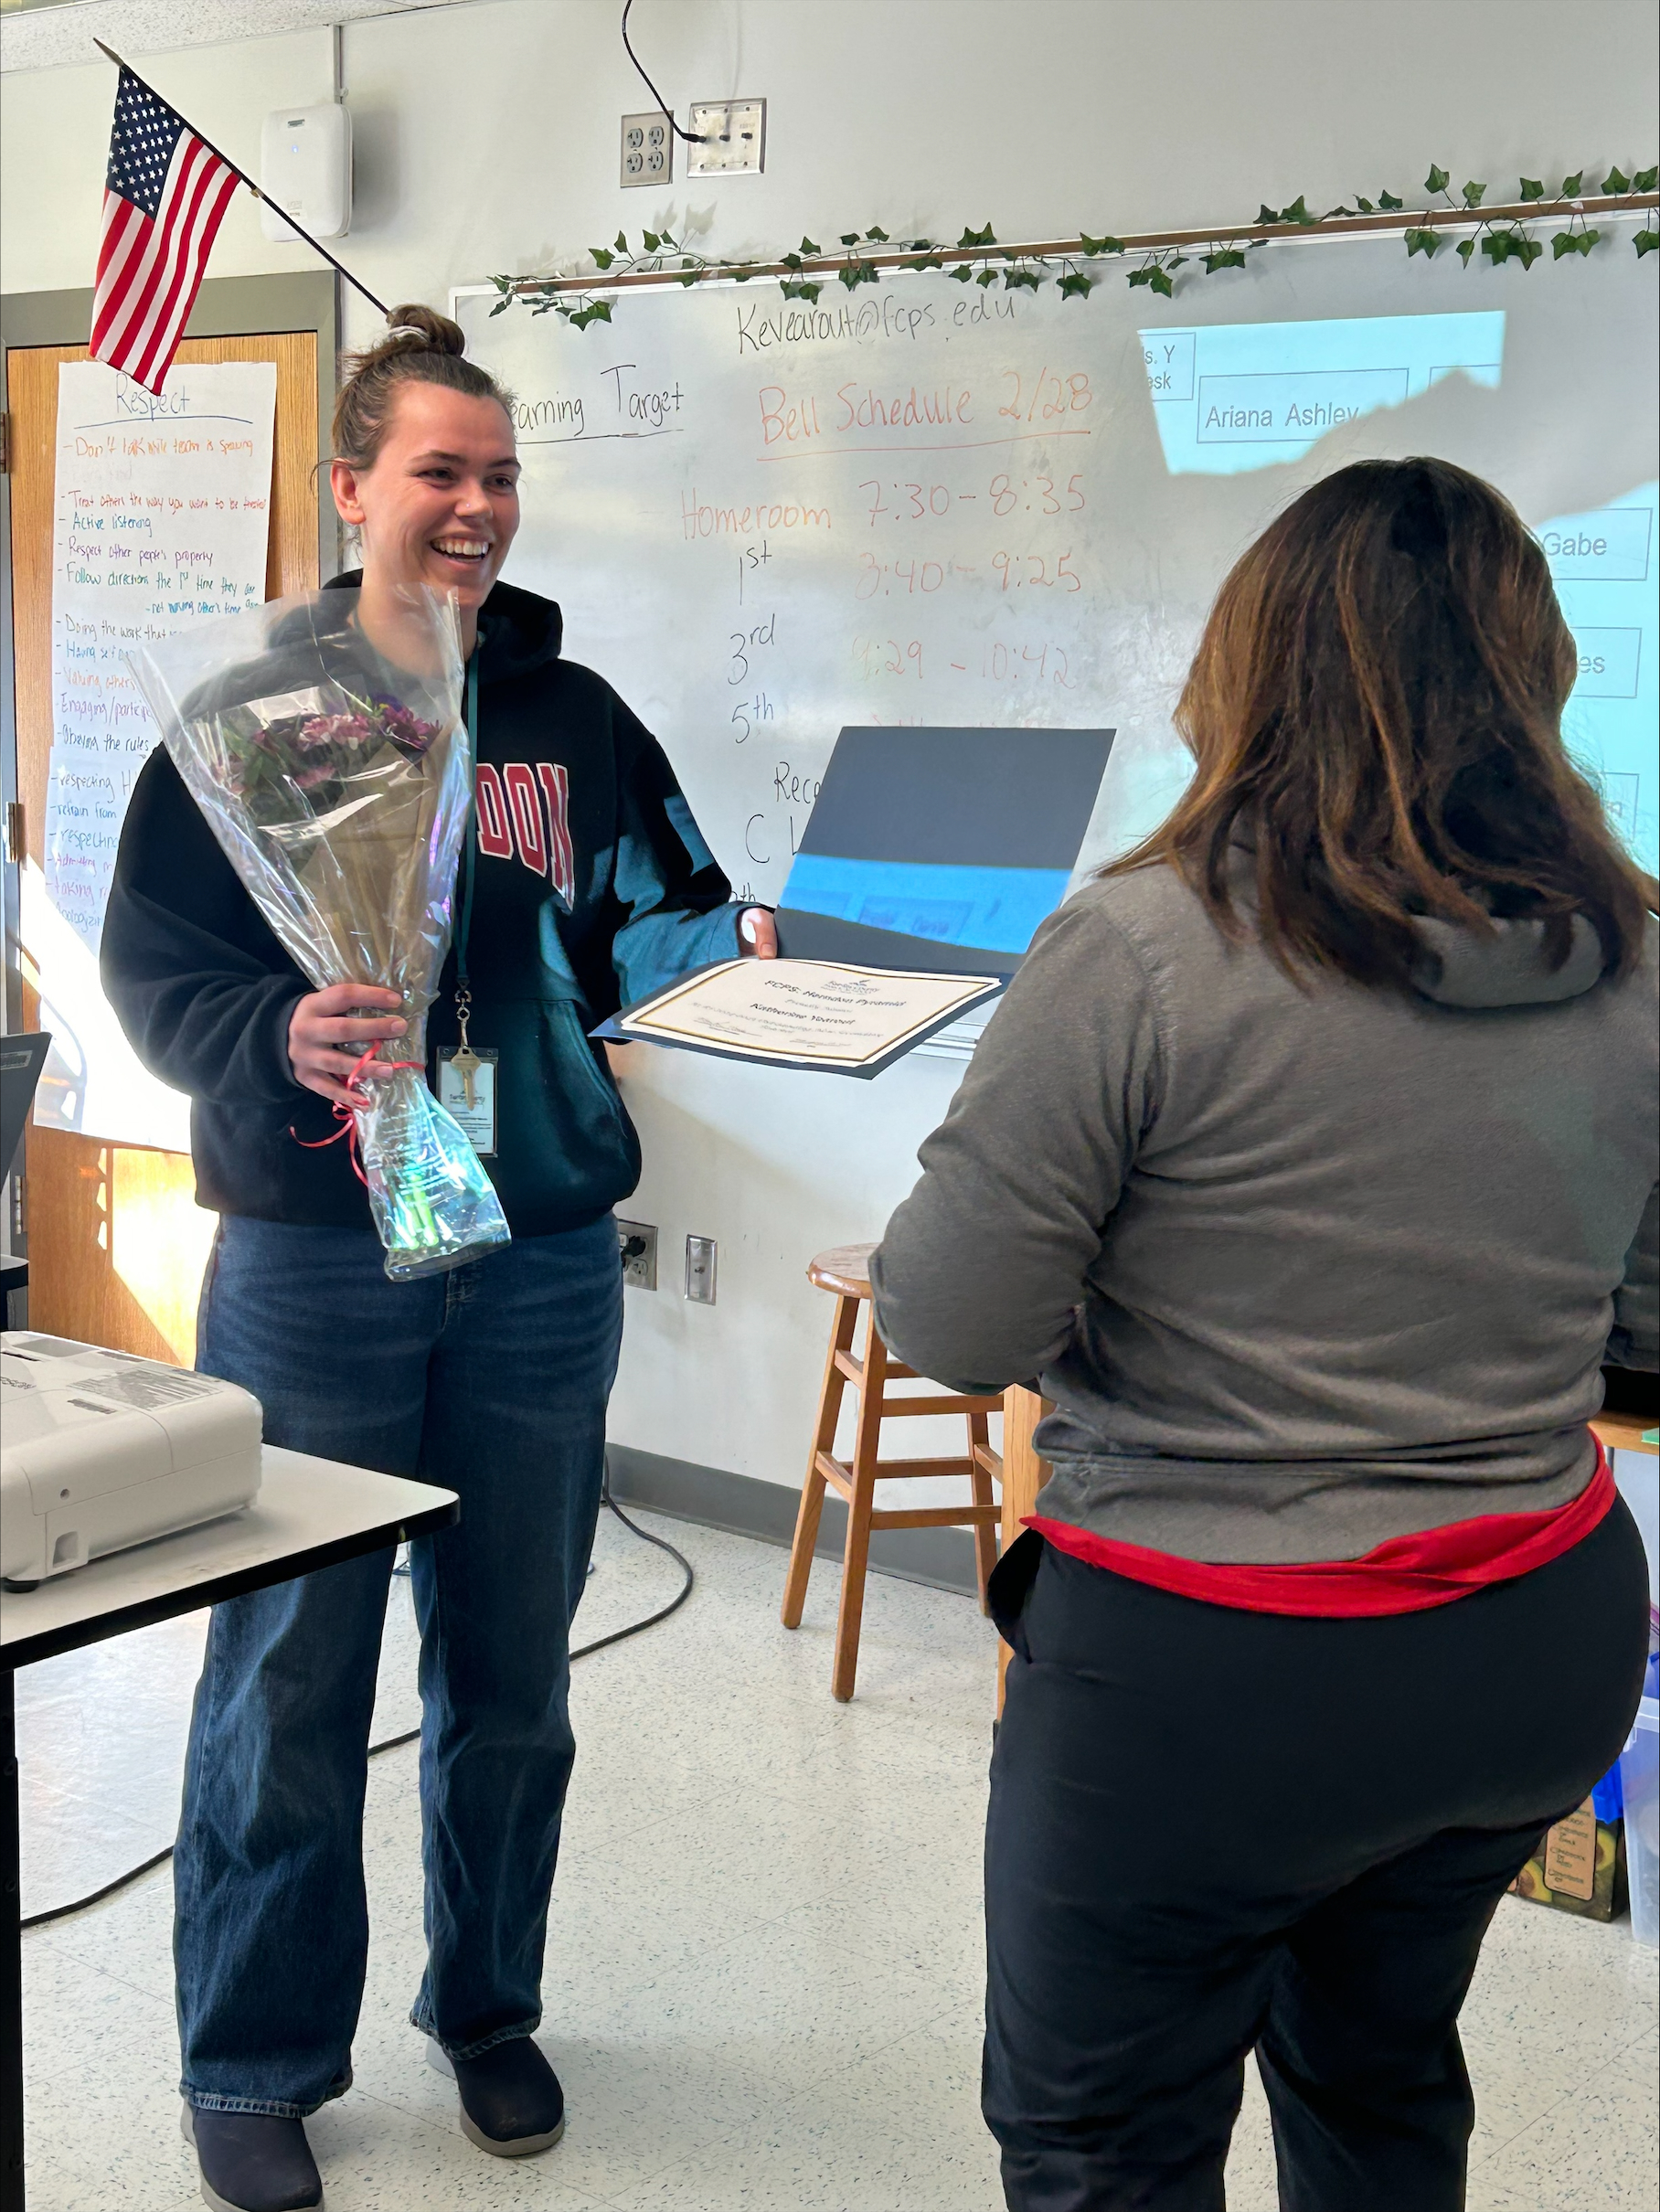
[260,101,352,243]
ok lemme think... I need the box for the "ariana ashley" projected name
[1197,367,1410,442]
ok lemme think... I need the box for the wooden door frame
[5,314,325,1356]
[0,271,335,1305]
[0,271,337,1042]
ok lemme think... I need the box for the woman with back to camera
[101,305,776,2212]
[871,457,1656,2212]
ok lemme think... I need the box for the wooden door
[8,333,319,1362]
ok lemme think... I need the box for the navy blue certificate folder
[772,725,1115,979]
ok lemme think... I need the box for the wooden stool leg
[968,1409,999,1613]
[832,1310,888,1702]
[782,1293,857,1629]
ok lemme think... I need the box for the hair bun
[378,303,467,360]
[333,303,512,468]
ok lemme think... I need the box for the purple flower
[370,694,441,751]
[221,692,442,809]
[299,712,378,747]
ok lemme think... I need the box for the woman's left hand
[739,908,779,958]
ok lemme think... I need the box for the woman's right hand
[288,984,406,1106]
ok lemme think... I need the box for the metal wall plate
[685,1235,718,1303]
[617,1218,658,1291]
[687,99,766,176]
[621,112,673,189]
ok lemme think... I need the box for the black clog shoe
[427,2034,566,2155]
[182,2104,324,2212]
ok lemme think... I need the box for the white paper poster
[31,359,276,1145]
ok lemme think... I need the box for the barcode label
[82,1367,218,1410]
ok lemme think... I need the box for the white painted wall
[5,0,1656,1491]
[9,1,1657,332]
[0,27,339,295]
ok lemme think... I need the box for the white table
[0,1447,460,2212]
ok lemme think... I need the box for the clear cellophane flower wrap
[130,584,510,1281]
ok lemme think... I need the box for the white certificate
[611,959,1001,1077]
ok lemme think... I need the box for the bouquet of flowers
[131,583,510,1281]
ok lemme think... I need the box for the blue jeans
[176,1212,623,2117]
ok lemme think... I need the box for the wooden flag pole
[94,39,390,319]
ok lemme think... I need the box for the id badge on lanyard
[435,652,499,1156]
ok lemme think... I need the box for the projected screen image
[1541,486,1656,875]
[1140,313,1656,874]
[1138,310,1505,476]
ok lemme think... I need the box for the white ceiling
[0,0,476,73]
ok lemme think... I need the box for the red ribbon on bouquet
[289,1043,422,1187]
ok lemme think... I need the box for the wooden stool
[782,1241,1004,1701]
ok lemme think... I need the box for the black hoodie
[101,575,742,1236]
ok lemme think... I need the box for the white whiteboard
[457,238,1658,912]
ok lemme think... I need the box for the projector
[1,1334,261,1589]
[260,100,352,243]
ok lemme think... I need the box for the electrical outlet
[685,1234,718,1304]
[617,1218,658,1291]
[686,99,765,176]
[621,111,673,189]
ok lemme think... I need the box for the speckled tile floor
[16,1508,1660,2210]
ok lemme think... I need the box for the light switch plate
[617,1218,658,1291]
[621,111,673,189]
[685,1235,718,1303]
[687,99,766,176]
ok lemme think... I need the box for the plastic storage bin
[1620,1694,1658,1948]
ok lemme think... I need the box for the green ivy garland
[490,163,1659,330]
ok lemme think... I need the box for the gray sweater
[870,866,1658,1564]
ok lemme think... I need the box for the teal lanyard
[457,649,479,993]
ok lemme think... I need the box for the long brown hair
[332,303,515,468]
[1108,457,1655,989]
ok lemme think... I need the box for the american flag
[91,69,242,397]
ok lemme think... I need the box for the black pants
[984,1503,1650,2212]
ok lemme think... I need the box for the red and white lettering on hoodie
[475,759,575,905]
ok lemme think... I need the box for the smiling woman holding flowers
[101,303,775,2212]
